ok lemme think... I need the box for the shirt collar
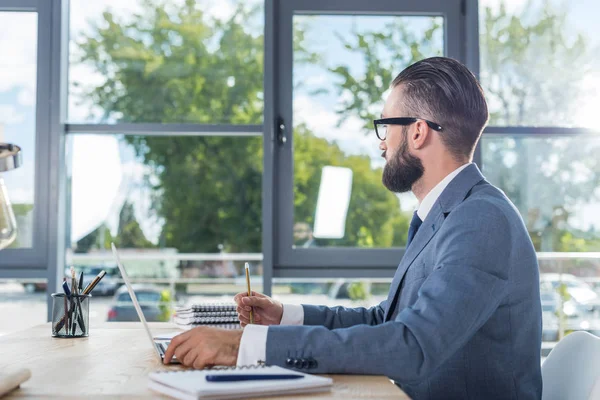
[416,163,471,221]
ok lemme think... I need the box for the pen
[244,263,253,324]
[63,293,68,335]
[83,270,106,295]
[71,267,77,334]
[206,374,304,382]
[62,280,72,334]
[78,271,84,292]
[73,270,86,334]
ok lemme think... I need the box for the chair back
[542,331,600,400]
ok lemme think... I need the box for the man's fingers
[242,296,268,307]
[193,358,207,370]
[164,336,182,363]
[238,314,251,325]
[183,350,197,367]
[174,342,194,365]
[233,292,246,304]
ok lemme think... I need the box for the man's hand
[233,291,284,327]
[163,326,243,368]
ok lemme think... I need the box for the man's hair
[391,57,489,160]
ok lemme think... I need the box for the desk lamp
[0,143,22,250]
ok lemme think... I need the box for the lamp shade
[0,144,22,172]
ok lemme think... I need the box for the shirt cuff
[237,324,269,367]
[280,303,304,325]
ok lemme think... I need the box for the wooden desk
[0,323,407,399]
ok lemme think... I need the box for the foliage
[76,0,410,252]
[75,223,113,253]
[294,124,408,247]
[347,281,370,302]
[326,18,443,132]
[115,201,155,248]
[158,289,174,322]
[480,0,600,252]
[75,0,600,257]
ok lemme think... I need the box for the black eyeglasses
[373,117,443,141]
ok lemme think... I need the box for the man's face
[379,86,425,193]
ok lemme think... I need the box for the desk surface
[0,322,408,399]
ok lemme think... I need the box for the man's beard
[382,128,424,193]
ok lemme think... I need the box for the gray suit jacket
[266,164,542,400]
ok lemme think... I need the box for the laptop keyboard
[157,341,171,356]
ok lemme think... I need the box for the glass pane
[292,15,443,248]
[272,278,390,308]
[479,0,600,128]
[538,257,600,352]
[0,12,37,249]
[482,135,600,252]
[67,134,262,321]
[68,0,264,124]
[0,279,46,336]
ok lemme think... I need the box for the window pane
[67,134,262,322]
[272,278,390,308]
[482,135,600,252]
[67,134,262,254]
[0,12,37,249]
[479,0,600,128]
[538,257,600,350]
[68,0,263,124]
[292,15,443,248]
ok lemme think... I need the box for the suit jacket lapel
[384,206,445,321]
[383,164,487,321]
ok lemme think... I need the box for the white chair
[542,331,600,400]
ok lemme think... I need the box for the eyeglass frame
[373,117,443,141]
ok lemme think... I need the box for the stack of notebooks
[148,365,333,399]
[174,303,241,330]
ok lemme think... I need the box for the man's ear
[411,120,431,150]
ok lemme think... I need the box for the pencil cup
[51,293,91,338]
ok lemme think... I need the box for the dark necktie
[407,211,422,247]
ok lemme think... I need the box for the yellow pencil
[244,262,254,324]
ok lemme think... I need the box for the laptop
[111,242,180,364]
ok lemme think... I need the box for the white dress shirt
[236,163,472,366]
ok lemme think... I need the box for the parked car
[540,284,600,342]
[107,284,170,322]
[540,273,598,310]
[66,265,120,296]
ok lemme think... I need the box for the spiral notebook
[148,365,333,400]
[177,303,237,313]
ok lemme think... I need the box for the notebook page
[149,365,332,399]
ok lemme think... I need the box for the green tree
[115,201,154,248]
[294,125,408,247]
[321,1,600,253]
[480,0,600,252]
[75,223,113,253]
[76,0,408,253]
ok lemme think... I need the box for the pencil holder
[51,293,91,338]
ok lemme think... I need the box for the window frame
[0,0,53,273]
[269,0,472,275]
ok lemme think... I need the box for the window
[272,278,390,307]
[479,0,600,128]
[0,12,38,249]
[66,134,263,319]
[480,0,600,344]
[64,0,266,322]
[292,15,443,249]
[68,0,264,124]
[274,0,464,269]
[482,136,600,252]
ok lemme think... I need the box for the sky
[1,0,599,247]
